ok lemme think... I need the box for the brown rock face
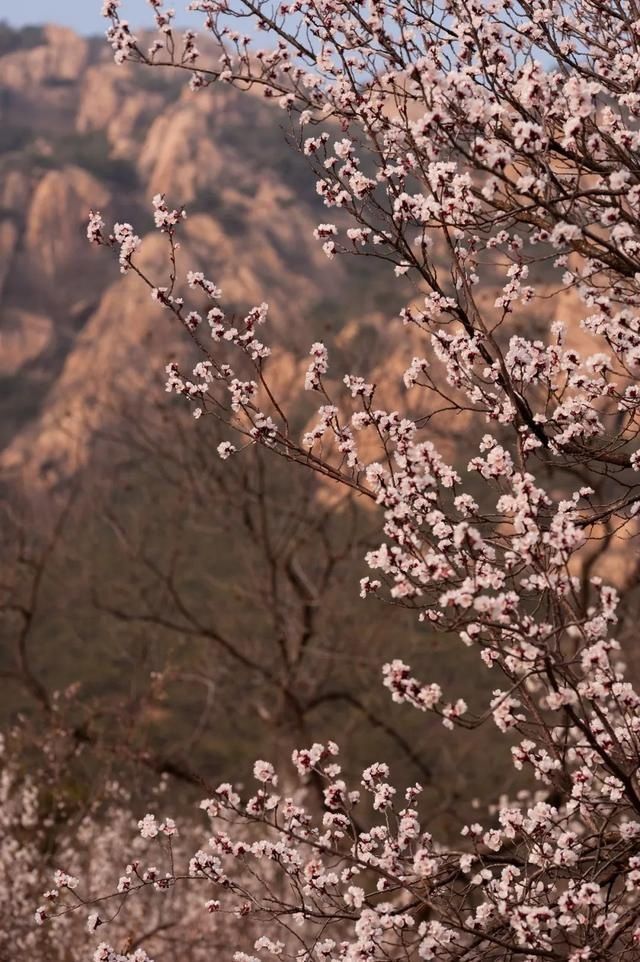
[76,62,167,158]
[0,169,31,213]
[0,309,52,376]
[0,220,18,299]
[0,23,403,488]
[139,98,224,202]
[0,26,88,90]
[25,167,110,280]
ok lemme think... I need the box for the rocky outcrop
[76,63,166,157]
[0,221,18,299]
[25,167,110,280]
[0,309,52,376]
[138,97,223,202]
[0,169,31,214]
[0,23,403,488]
[0,25,88,89]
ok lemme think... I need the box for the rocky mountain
[0,21,613,822]
[0,22,405,487]
[0,22,438,787]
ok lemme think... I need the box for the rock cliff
[0,23,398,484]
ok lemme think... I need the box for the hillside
[0,22,409,486]
[3,20,601,820]
[0,23,482,801]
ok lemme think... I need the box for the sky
[2,1,196,35]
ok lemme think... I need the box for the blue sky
[3,1,196,35]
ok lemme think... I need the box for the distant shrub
[0,22,44,57]
[134,66,183,97]
[34,131,139,190]
[191,186,246,234]
[0,125,35,155]
[42,76,76,88]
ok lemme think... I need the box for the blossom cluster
[70,0,640,959]
[43,737,640,961]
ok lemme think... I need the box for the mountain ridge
[0,23,398,486]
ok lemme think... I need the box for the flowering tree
[89,412,436,784]
[37,0,640,958]
[0,715,240,962]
